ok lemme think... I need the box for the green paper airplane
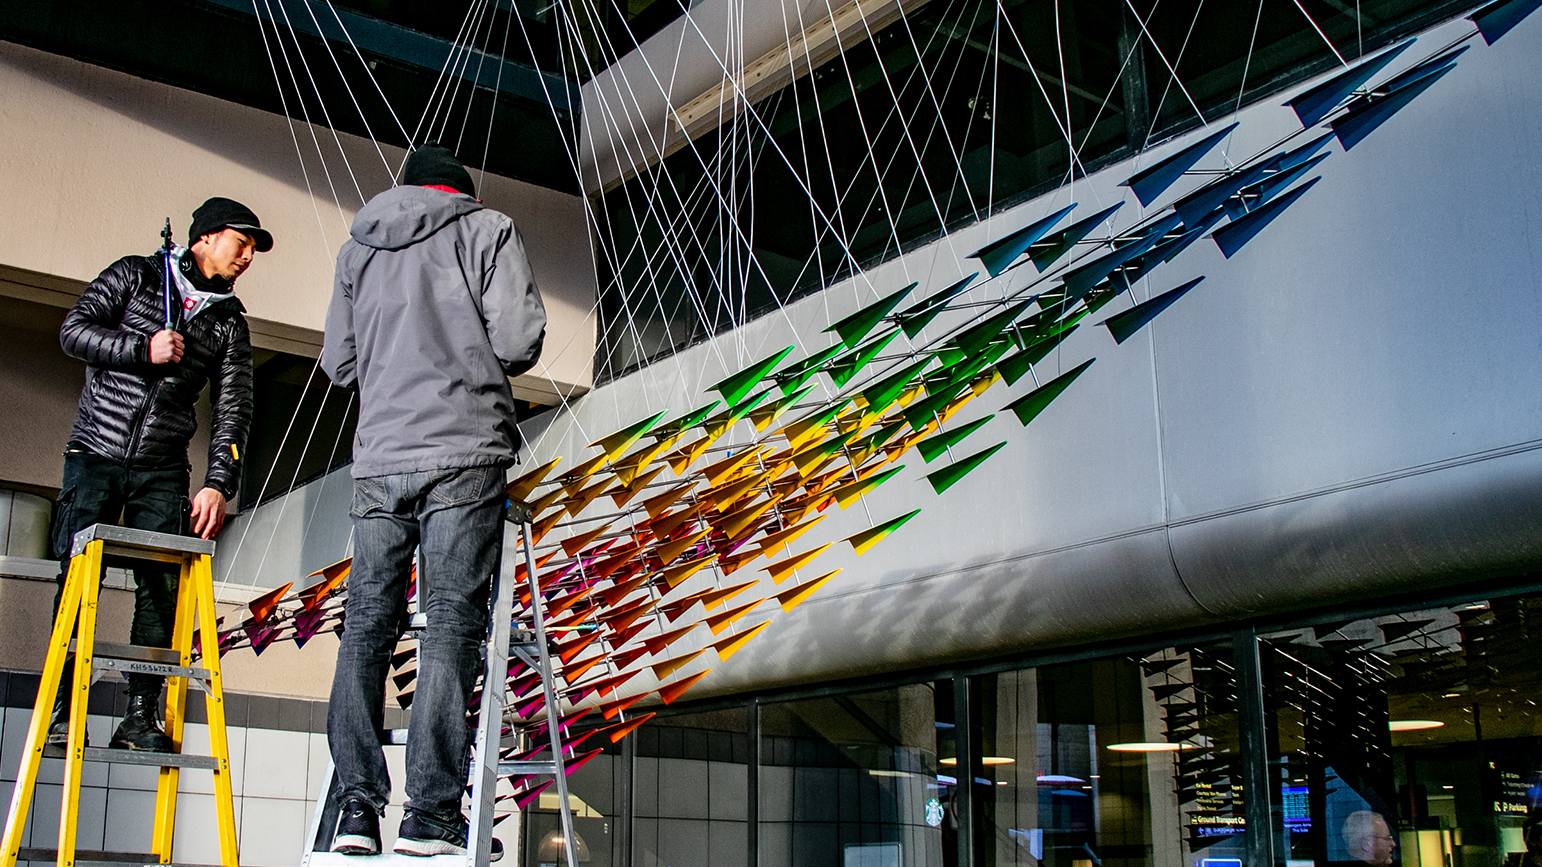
[711,347,795,408]
[917,415,995,463]
[824,283,916,347]
[860,358,932,411]
[828,330,900,388]
[926,441,1008,494]
[1004,359,1095,426]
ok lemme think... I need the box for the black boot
[45,683,79,752]
[109,694,174,752]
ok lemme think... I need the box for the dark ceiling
[0,0,591,193]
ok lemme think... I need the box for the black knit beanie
[402,142,476,197]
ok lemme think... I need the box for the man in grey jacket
[320,143,545,857]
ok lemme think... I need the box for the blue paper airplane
[1211,177,1322,258]
[1121,123,1240,206]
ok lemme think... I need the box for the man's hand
[190,487,227,539]
[149,329,184,364]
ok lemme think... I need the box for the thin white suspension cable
[298,388,357,547]
[269,0,369,204]
[812,4,914,291]
[988,15,1000,228]
[434,0,497,143]
[995,8,1099,186]
[890,0,986,226]
[475,1,518,176]
[250,377,338,583]
[1290,0,1350,66]
[250,2,338,257]
[1055,0,1073,197]
[1122,0,1209,126]
[1069,0,1162,163]
[296,0,396,182]
[1235,0,1267,116]
[552,0,831,371]
[420,0,485,141]
[259,0,354,228]
[407,0,483,150]
[457,0,504,152]
[841,0,974,271]
[319,0,414,147]
[438,0,497,145]
[656,2,889,275]
[502,3,724,433]
[510,11,725,397]
[1141,0,1208,153]
[820,0,991,276]
[224,4,346,583]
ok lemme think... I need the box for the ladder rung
[74,640,183,665]
[497,759,558,775]
[18,848,155,863]
[79,747,221,769]
[90,656,212,682]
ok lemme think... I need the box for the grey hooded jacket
[322,185,546,479]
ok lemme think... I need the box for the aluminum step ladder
[1,524,239,867]
[303,500,579,867]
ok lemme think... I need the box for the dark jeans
[328,465,506,819]
[50,447,190,700]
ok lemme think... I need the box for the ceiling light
[1107,742,1182,752]
[1388,720,1444,731]
[938,756,1015,766]
[1037,774,1085,783]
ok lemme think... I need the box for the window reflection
[974,642,1246,867]
[630,707,750,867]
[1263,594,1542,867]
[760,683,947,867]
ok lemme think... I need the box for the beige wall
[0,39,595,402]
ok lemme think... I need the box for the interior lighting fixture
[537,829,591,863]
[939,756,1016,765]
[1107,742,1182,752]
[1388,720,1444,731]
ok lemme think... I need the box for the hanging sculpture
[210,0,1535,818]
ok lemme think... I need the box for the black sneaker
[331,798,381,855]
[394,809,503,860]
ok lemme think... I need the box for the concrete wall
[0,39,595,401]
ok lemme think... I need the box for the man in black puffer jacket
[47,197,268,752]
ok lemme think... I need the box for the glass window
[1262,593,1542,867]
[972,641,1247,867]
[522,726,626,866]
[632,706,751,867]
[760,682,948,867]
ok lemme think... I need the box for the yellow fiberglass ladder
[1,523,238,867]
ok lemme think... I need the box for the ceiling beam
[203,0,580,114]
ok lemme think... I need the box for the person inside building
[321,142,546,856]
[47,197,266,752]
[1343,810,1398,867]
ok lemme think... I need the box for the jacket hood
[350,185,484,251]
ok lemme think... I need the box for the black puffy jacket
[60,252,253,499]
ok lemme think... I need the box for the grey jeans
[327,465,506,819]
